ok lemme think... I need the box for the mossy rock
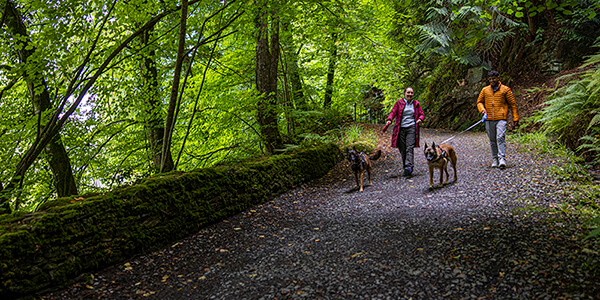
[342,141,377,154]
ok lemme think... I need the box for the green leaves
[539,50,600,163]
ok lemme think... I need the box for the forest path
[43,125,600,299]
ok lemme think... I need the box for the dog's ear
[424,142,428,149]
[432,141,436,148]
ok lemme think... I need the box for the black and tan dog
[423,142,457,188]
[347,148,382,192]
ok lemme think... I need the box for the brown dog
[347,148,382,192]
[423,142,457,188]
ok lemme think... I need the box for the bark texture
[255,0,283,154]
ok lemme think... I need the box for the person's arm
[506,87,519,122]
[383,101,399,132]
[415,102,425,124]
[476,88,487,115]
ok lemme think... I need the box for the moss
[342,141,375,154]
[0,142,342,298]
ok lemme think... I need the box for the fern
[588,111,600,130]
[540,47,600,160]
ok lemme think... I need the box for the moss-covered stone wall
[0,143,342,298]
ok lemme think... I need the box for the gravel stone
[41,127,600,300]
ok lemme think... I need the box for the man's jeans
[485,120,507,160]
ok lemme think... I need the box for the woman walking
[383,87,425,177]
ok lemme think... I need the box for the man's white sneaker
[491,160,499,168]
[499,158,506,169]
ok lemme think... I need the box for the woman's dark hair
[487,70,500,77]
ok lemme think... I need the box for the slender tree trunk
[255,0,283,154]
[161,0,188,173]
[139,26,174,173]
[281,21,305,109]
[4,0,78,200]
[280,21,303,137]
[323,32,338,109]
[289,55,305,109]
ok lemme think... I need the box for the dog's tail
[369,149,382,161]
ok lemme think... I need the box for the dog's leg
[429,166,434,188]
[452,161,457,182]
[439,166,444,186]
[359,172,364,192]
[354,172,360,191]
[443,161,449,185]
[367,167,372,186]
[451,155,458,183]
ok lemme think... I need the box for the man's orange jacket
[476,82,519,122]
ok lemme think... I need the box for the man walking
[477,70,519,169]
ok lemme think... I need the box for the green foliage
[586,216,600,240]
[416,0,519,69]
[538,48,600,163]
[497,0,597,19]
[285,122,377,155]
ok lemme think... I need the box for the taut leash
[440,114,486,144]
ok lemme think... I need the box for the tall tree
[255,0,283,153]
[323,30,338,109]
[139,25,174,173]
[3,0,78,201]
[281,20,305,110]
[161,0,189,173]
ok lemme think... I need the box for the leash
[440,114,486,144]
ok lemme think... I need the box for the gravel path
[43,126,600,300]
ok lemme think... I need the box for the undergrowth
[290,123,377,151]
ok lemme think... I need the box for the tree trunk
[161,0,188,173]
[281,21,305,109]
[139,26,174,173]
[4,0,78,199]
[255,0,283,154]
[323,32,338,109]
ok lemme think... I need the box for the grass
[295,123,377,150]
[511,131,600,241]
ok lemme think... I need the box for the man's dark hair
[488,70,500,77]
